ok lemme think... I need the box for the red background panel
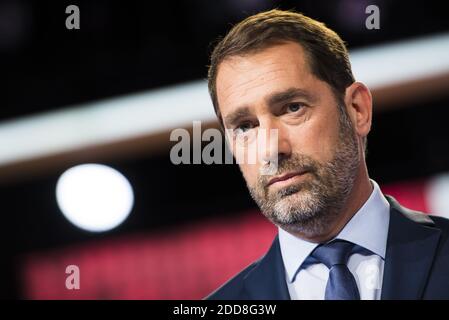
[20,212,276,299]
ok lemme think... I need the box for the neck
[291,162,373,243]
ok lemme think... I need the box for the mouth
[267,170,308,188]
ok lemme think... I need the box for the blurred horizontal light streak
[0,81,215,166]
[350,32,449,88]
[1,32,449,168]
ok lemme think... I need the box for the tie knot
[310,240,355,269]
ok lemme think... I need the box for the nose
[258,117,292,172]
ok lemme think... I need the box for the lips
[267,170,307,187]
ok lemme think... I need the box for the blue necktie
[305,240,360,300]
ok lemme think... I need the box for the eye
[235,122,254,135]
[286,102,304,113]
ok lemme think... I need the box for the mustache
[257,154,319,189]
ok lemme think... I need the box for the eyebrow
[266,87,317,106]
[223,87,316,127]
[223,107,252,127]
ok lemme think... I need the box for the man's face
[216,42,361,237]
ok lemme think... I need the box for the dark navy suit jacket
[206,196,449,300]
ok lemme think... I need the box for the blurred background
[2,0,449,299]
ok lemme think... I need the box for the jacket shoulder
[429,215,449,231]
[387,194,449,249]
[429,215,449,248]
[386,195,436,226]
[205,259,261,300]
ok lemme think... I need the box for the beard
[246,107,360,238]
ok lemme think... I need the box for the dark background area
[1,0,449,299]
[3,0,449,120]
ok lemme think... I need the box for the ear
[344,82,373,139]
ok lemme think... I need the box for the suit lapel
[243,235,291,300]
[381,195,442,299]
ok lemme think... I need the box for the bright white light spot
[56,164,134,232]
[426,172,449,219]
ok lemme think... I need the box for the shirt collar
[278,179,390,283]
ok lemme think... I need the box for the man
[205,9,449,300]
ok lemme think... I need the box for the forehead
[216,42,315,112]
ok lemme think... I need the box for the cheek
[288,114,340,161]
[239,163,259,186]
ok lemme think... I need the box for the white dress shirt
[278,179,390,300]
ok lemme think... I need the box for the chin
[272,190,320,223]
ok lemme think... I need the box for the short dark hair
[207,9,367,154]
